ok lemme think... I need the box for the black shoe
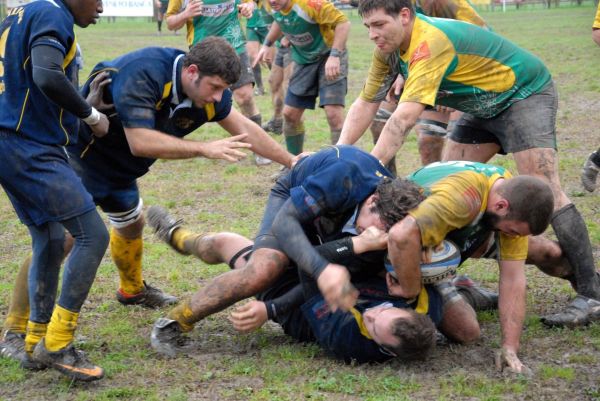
[262,118,283,135]
[151,318,194,357]
[146,205,186,254]
[32,339,104,382]
[453,275,498,311]
[541,295,600,328]
[0,331,46,370]
[116,281,178,308]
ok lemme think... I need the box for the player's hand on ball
[200,134,252,162]
[229,300,268,333]
[86,71,113,111]
[317,263,358,312]
[495,347,533,377]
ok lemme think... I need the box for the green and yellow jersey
[270,0,348,64]
[167,0,248,52]
[362,15,551,118]
[408,161,528,262]
[360,0,489,104]
[414,0,487,27]
[247,0,273,29]
[594,3,600,29]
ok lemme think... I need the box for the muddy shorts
[253,170,292,253]
[449,81,558,154]
[0,130,95,226]
[285,50,348,110]
[231,51,256,91]
[69,154,140,214]
[274,46,291,69]
[247,26,269,43]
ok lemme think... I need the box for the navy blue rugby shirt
[0,0,80,145]
[301,278,443,364]
[70,47,233,182]
[281,145,393,276]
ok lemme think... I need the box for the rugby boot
[0,331,45,370]
[581,152,600,192]
[151,318,194,357]
[32,339,104,382]
[116,281,178,308]
[541,295,600,328]
[453,275,498,311]
[146,205,185,253]
[262,117,283,135]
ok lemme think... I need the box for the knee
[243,250,287,292]
[234,86,254,107]
[283,108,300,125]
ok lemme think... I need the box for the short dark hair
[184,36,241,85]
[498,175,554,235]
[358,0,414,18]
[383,310,436,361]
[373,177,426,230]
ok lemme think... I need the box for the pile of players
[0,0,598,383]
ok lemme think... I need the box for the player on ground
[341,0,600,328]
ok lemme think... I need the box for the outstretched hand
[229,300,268,333]
[201,134,252,162]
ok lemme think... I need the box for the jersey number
[0,26,10,94]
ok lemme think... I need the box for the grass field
[1,4,600,401]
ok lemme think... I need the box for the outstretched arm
[496,259,529,374]
[218,108,293,168]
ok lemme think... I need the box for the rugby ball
[385,240,461,284]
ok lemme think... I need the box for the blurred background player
[245,0,273,96]
[255,0,350,155]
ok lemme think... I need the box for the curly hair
[183,36,241,85]
[373,177,426,230]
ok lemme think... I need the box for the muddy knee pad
[551,204,600,298]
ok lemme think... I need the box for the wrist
[83,107,101,126]
[263,39,273,47]
[329,48,342,58]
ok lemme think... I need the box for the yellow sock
[24,321,47,354]
[110,228,144,295]
[167,299,196,332]
[171,228,199,255]
[4,255,31,334]
[44,305,79,352]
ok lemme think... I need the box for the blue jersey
[69,47,233,183]
[301,279,442,363]
[289,145,392,241]
[0,0,80,145]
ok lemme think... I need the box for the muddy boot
[541,295,600,328]
[151,318,194,357]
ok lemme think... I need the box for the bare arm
[123,127,251,161]
[497,259,528,373]
[166,0,203,31]
[386,216,423,298]
[593,28,600,47]
[337,98,380,145]
[325,21,350,81]
[218,108,293,168]
[254,22,283,67]
[371,101,425,165]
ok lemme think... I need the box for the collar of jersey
[171,54,186,105]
